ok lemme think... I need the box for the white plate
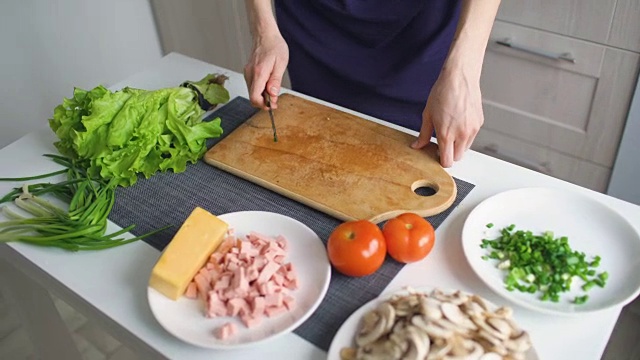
[147,211,331,349]
[327,286,539,360]
[462,187,640,316]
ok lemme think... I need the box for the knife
[263,91,278,142]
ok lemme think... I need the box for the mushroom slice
[412,315,454,339]
[472,316,509,340]
[441,303,478,330]
[486,317,513,338]
[339,347,357,360]
[356,337,404,360]
[419,296,443,320]
[443,339,485,360]
[479,352,503,360]
[504,330,532,353]
[426,341,452,360]
[461,300,487,318]
[401,326,431,360]
[391,295,417,317]
[469,295,490,311]
[493,306,513,319]
[356,308,390,346]
[378,302,396,334]
[431,289,467,305]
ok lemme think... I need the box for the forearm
[443,0,502,80]
[245,0,280,40]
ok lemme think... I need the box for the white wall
[608,74,640,206]
[0,0,163,149]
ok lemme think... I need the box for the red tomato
[327,220,387,277]
[382,213,435,263]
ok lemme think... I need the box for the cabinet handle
[496,38,576,64]
[481,144,552,175]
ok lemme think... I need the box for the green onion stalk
[0,154,169,251]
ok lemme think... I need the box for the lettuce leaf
[49,74,228,187]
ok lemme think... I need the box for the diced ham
[283,295,296,311]
[257,260,280,284]
[194,273,211,296]
[265,305,287,318]
[240,314,262,328]
[275,235,288,251]
[207,291,228,317]
[227,298,249,317]
[185,282,198,299]
[253,256,268,271]
[251,296,266,317]
[265,293,284,308]
[187,232,300,340]
[284,277,299,290]
[213,274,232,290]
[231,267,249,294]
[272,272,285,286]
[246,264,260,282]
[214,322,237,340]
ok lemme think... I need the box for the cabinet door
[480,21,640,167]
[150,0,252,74]
[472,128,611,192]
[496,0,616,44]
[608,0,640,53]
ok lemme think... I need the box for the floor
[0,281,639,360]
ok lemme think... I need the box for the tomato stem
[405,223,413,230]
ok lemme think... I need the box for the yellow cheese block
[149,207,229,300]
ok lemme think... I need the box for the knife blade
[264,92,278,142]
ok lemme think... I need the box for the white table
[1,53,638,360]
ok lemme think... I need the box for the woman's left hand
[411,68,484,168]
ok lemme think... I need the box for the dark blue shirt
[275,0,462,131]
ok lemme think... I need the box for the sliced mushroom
[356,307,391,346]
[504,330,532,353]
[401,326,431,360]
[339,347,357,360]
[472,316,510,340]
[426,341,452,360]
[356,337,404,360]
[470,295,490,311]
[433,318,472,337]
[441,303,478,330]
[420,296,443,320]
[479,352,503,360]
[493,306,513,319]
[486,317,513,338]
[431,289,468,305]
[443,339,485,360]
[411,315,454,339]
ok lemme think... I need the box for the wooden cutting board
[204,94,456,223]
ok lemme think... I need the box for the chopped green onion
[480,224,606,305]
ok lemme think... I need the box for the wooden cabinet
[474,1,640,192]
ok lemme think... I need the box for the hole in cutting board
[411,180,438,197]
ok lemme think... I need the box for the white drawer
[472,128,611,192]
[496,0,617,45]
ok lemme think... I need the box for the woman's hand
[244,0,289,110]
[411,68,484,168]
[410,0,500,168]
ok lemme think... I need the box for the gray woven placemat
[109,96,475,351]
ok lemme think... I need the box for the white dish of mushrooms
[327,287,538,360]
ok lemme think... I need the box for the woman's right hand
[243,33,289,110]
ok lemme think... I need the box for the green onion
[0,154,170,251]
[480,224,606,305]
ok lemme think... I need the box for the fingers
[245,59,274,110]
[411,112,435,150]
[265,58,288,109]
